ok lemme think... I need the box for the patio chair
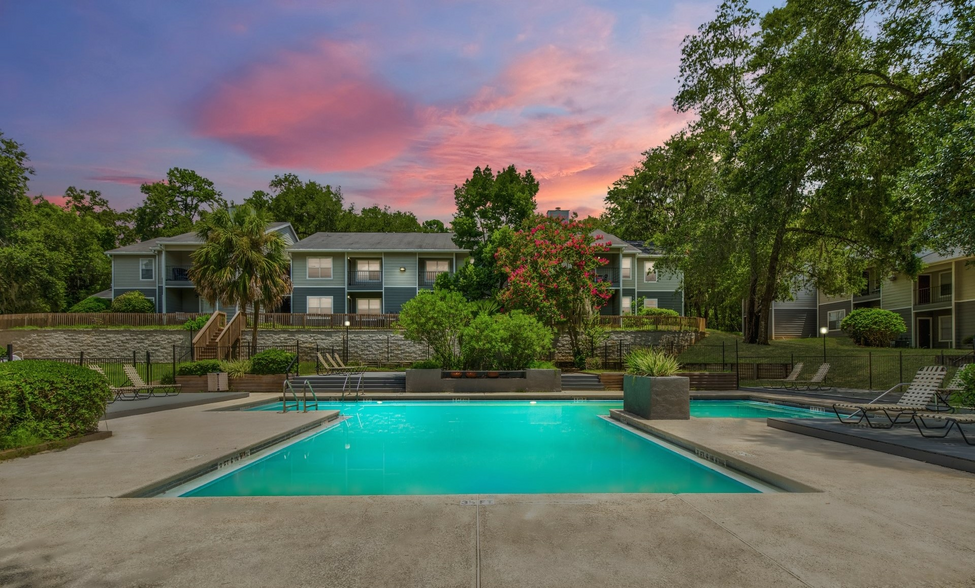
[761,362,803,389]
[171,267,189,281]
[911,412,975,445]
[793,363,831,391]
[122,365,181,397]
[87,364,146,402]
[326,352,366,372]
[316,352,359,375]
[935,372,966,409]
[832,366,947,429]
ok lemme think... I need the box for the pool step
[289,373,406,392]
[561,373,604,391]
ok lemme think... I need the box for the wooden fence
[0,312,706,332]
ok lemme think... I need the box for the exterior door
[917,317,932,349]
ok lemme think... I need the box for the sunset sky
[0,0,776,222]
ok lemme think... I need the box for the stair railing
[192,311,226,359]
[214,312,245,359]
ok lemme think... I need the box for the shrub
[962,334,973,346]
[461,311,554,370]
[176,360,223,376]
[958,364,975,408]
[110,291,155,313]
[840,308,906,347]
[220,359,252,378]
[67,296,111,313]
[398,290,472,369]
[183,314,211,331]
[585,357,603,370]
[625,348,681,377]
[411,359,441,370]
[0,361,112,446]
[638,307,679,317]
[250,349,296,374]
[529,360,558,370]
[159,372,176,385]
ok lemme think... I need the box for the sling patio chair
[88,363,146,402]
[832,366,947,429]
[122,365,181,397]
[316,352,363,375]
[935,371,966,410]
[761,362,803,389]
[912,412,975,445]
[793,363,831,391]
[326,352,366,372]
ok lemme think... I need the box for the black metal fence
[6,350,164,388]
[677,342,975,391]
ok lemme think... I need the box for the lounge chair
[832,366,947,429]
[912,413,975,445]
[935,372,966,409]
[762,362,803,389]
[326,352,366,372]
[793,363,830,391]
[122,365,181,397]
[88,364,146,402]
[316,352,365,375]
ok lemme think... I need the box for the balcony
[348,270,382,290]
[916,285,952,307]
[853,282,881,304]
[165,265,194,286]
[419,270,450,287]
[594,268,620,287]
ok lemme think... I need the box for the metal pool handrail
[281,379,319,413]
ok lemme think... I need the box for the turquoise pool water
[181,401,763,497]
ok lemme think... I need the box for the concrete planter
[623,374,690,420]
[230,374,287,392]
[405,369,561,393]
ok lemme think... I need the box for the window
[644,261,657,282]
[621,257,632,280]
[357,298,381,315]
[827,309,846,331]
[140,258,154,281]
[939,272,952,297]
[307,296,333,314]
[357,259,380,272]
[644,298,658,309]
[425,260,450,282]
[307,257,332,279]
[939,315,952,342]
[621,296,632,315]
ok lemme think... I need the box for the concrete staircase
[289,372,406,393]
[561,373,604,391]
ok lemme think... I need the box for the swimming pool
[171,401,780,498]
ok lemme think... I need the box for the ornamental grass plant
[625,348,682,377]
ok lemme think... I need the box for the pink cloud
[191,40,421,172]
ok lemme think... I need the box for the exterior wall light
[399,266,406,272]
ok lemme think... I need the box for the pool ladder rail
[281,380,319,413]
[340,371,365,402]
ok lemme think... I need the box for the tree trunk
[251,300,260,353]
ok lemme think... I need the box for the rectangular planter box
[230,374,287,392]
[175,375,208,393]
[406,369,561,392]
[623,374,690,420]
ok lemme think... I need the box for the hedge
[0,361,111,446]
[250,349,296,374]
[110,291,155,313]
[176,360,223,376]
[67,296,111,313]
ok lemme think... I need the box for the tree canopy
[247,173,345,239]
[133,167,226,241]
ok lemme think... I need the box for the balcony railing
[166,266,192,283]
[855,283,882,298]
[348,270,382,286]
[594,268,620,286]
[916,285,952,306]
[419,270,450,286]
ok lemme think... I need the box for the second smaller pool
[691,400,830,419]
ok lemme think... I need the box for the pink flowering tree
[495,216,613,365]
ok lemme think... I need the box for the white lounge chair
[832,366,947,429]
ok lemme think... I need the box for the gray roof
[625,240,662,256]
[919,248,967,265]
[107,221,296,255]
[291,232,463,252]
[590,230,642,254]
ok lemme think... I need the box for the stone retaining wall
[0,327,701,364]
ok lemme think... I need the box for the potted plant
[623,348,689,420]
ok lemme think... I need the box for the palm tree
[189,206,291,350]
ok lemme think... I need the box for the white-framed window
[827,309,846,331]
[644,261,657,283]
[939,272,952,297]
[644,298,658,309]
[307,257,333,279]
[621,296,632,315]
[139,258,155,281]
[307,296,333,314]
[939,315,952,342]
[621,257,632,280]
[357,298,381,315]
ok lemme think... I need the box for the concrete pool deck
[1,395,974,587]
